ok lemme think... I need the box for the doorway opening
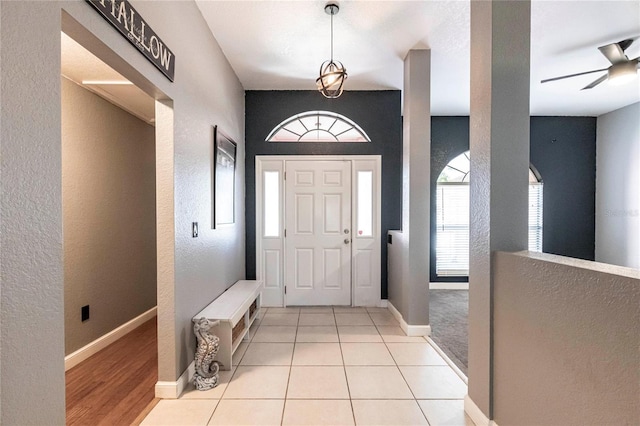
[61,16,173,423]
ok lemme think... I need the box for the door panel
[285,160,351,306]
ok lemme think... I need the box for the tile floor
[142,307,475,426]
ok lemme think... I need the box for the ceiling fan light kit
[541,38,640,90]
[316,3,348,98]
[608,60,638,85]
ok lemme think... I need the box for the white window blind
[436,183,470,276]
[436,182,543,277]
[528,183,543,252]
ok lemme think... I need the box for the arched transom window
[436,151,543,277]
[266,110,371,143]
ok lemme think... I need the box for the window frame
[265,110,371,143]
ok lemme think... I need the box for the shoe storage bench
[193,280,263,371]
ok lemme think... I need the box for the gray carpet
[429,289,468,375]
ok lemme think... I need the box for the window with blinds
[435,151,543,277]
[436,183,470,276]
[528,183,543,252]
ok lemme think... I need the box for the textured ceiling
[197,0,640,116]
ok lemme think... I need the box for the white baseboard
[464,395,499,426]
[426,336,467,384]
[387,301,431,337]
[429,282,469,290]
[155,360,195,399]
[65,306,157,371]
[378,299,388,308]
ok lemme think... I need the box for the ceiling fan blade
[599,42,627,64]
[618,38,635,52]
[541,68,608,84]
[581,74,608,90]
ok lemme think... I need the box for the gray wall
[244,91,403,300]
[493,251,640,425]
[430,116,597,281]
[62,78,156,355]
[2,2,66,423]
[596,102,640,269]
[1,1,245,422]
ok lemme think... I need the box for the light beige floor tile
[338,325,382,342]
[345,366,413,399]
[141,399,217,425]
[369,312,400,326]
[246,320,261,341]
[240,342,293,365]
[292,342,343,365]
[387,342,448,365]
[333,307,367,313]
[298,306,334,313]
[352,400,428,425]
[400,366,467,399]
[418,399,475,426]
[298,313,336,326]
[341,343,395,365]
[261,313,299,326]
[335,313,374,326]
[282,400,355,425]
[377,325,427,343]
[232,341,249,366]
[267,307,300,314]
[223,366,290,399]
[295,325,339,342]
[252,325,297,343]
[208,399,284,426]
[180,368,235,400]
[287,366,349,399]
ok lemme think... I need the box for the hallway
[142,307,473,425]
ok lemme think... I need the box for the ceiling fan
[541,38,639,90]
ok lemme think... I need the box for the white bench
[193,280,263,371]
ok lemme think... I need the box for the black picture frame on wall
[213,125,237,228]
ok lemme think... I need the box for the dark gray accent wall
[430,116,597,281]
[245,91,403,299]
[530,117,597,260]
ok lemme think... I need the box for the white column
[402,49,431,325]
[467,0,531,419]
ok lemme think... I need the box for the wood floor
[66,318,158,425]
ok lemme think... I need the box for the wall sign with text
[86,0,175,82]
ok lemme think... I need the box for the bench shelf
[194,280,263,371]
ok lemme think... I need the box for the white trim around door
[256,155,382,307]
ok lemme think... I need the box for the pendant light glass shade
[317,3,347,98]
[316,59,347,98]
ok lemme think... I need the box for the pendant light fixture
[316,3,347,98]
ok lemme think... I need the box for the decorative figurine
[192,317,222,390]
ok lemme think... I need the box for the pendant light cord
[330,10,334,62]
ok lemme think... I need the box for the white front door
[284,160,352,305]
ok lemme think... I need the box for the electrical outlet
[192,222,199,238]
[81,305,90,322]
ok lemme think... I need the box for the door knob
[344,238,351,245]
[344,229,350,234]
